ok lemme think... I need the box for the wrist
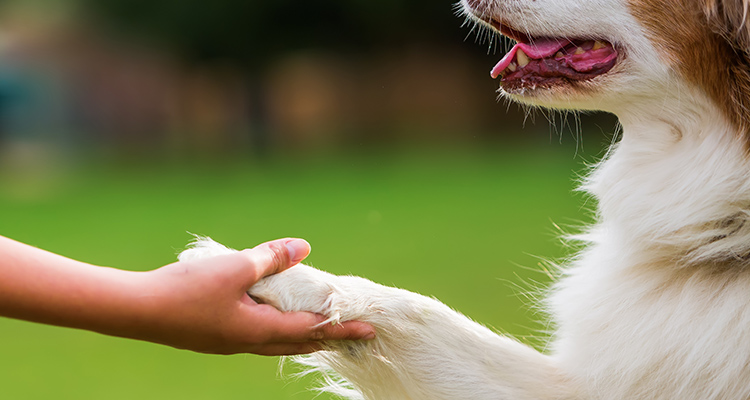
[102,267,179,346]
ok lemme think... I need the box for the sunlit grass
[0,145,596,399]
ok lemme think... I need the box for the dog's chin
[499,76,615,111]
[500,78,578,101]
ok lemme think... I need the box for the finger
[262,310,376,343]
[240,238,311,285]
[313,320,377,341]
[254,238,311,267]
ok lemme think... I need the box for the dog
[179,0,750,398]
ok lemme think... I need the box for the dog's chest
[550,257,750,399]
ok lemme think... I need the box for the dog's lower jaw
[497,69,631,114]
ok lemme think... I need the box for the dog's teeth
[508,62,517,72]
[592,40,605,50]
[516,49,530,67]
[575,47,585,55]
[555,51,564,59]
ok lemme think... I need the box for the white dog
[180,0,750,398]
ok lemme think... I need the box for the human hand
[137,238,376,355]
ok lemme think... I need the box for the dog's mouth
[490,23,618,91]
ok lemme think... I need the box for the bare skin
[0,235,375,355]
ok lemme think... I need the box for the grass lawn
[0,144,598,399]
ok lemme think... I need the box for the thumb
[241,238,311,284]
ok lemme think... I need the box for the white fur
[181,237,573,399]
[180,0,750,397]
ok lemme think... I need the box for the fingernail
[286,239,311,264]
[363,331,376,340]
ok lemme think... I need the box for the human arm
[0,235,375,355]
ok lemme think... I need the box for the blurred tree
[80,0,460,69]
[78,0,463,155]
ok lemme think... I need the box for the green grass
[0,145,596,399]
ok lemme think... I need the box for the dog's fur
[179,0,750,398]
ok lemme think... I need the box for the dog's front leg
[180,238,577,400]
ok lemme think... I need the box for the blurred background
[0,0,618,399]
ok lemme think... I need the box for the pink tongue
[491,39,570,78]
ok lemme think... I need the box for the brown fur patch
[629,0,750,138]
[705,0,750,51]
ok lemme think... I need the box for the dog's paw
[177,235,236,261]
[249,264,401,332]
[248,265,349,324]
[177,237,504,400]
[177,236,379,326]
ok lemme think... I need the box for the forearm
[0,235,150,338]
[0,235,376,354]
